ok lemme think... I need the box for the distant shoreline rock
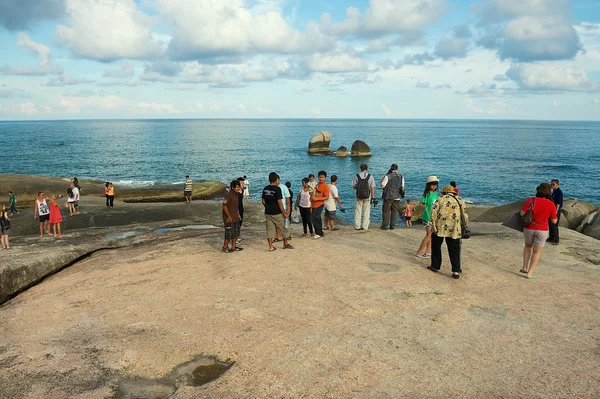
[307,133,372,157]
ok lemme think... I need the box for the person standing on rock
[107,183,115,208]
[1,205,11,249]
[295,178,314,237]
[184,175,193,203]
[274,179,292,242]
[310,171,330,239]
[520,183,558,279]
[222,180,243,253]
[426,185,468,279]
[262,172,293,251]
[324,175,343,231]
[8,191,19,215]
[34,192,51,238]
[548,179,563,245]
[70,182,80,215]
[237,177,245,245]
[49,194,64,239]
[416,176,439,258]
[380,164,404,230]
[243,175,249,202]
[352,164,375,230]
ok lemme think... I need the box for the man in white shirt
[243,175,249,201]
[351,164,376,230]
[70,182,80,215]
[324,175,344,230]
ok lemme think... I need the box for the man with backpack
[380,163,405,230]
[351,164,376,230]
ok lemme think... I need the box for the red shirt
[521,197,557,231]
[311,182,330,208]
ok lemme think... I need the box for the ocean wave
[111,180,156,187]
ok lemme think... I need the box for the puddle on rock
[103,231,144,240]
[170,355,234,387]
[153,225,218,234]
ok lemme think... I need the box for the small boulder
[560,199,599,229]
[335,146,348,157]
[579,211,600,240]
[576,211,598,233]
[350,140,371,157]
[308,131,331,154]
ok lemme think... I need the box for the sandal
[269,247,277,252]
[519,269,528,274]
[452,273,460,279]
[231,247,244,251]
[273,238,282,243]
[283,244,294,249]
[221,247,230,253]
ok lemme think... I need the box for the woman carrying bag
[427,185,469,279]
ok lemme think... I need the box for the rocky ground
[1,198,599,398]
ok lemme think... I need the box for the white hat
[426,176,439,184]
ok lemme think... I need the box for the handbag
[451,196,470,239]
[520,198,535,227]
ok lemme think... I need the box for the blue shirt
[552,187,563,208]
[279,183,291,212]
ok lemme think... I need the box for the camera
[371,198,379,207]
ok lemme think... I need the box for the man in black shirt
[262,172,294,251]
[237,177,245,245]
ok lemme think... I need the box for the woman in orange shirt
[107,183,115,208]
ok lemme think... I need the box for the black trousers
[431,233,461,273]
[105,194,109,207]
[382,199,400,228]
[311,205,324,236]
[299,206,313,234]
[108,195,114,207]
[548,211,560,243]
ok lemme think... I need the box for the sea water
[1,119,599,222]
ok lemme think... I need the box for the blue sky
[0,0,599,120]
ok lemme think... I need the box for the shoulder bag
[520,197,535,227]
[450,196,470,239]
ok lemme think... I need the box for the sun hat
[426,176,439,184]
[442,185,456,194]
[537,182,552,196]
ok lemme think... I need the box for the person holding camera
[380,163,404,230]
[352,164,376,230]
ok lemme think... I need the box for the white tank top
[299,190,311,208]
[37,199,50,216]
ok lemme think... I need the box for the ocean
[1,119,599,222]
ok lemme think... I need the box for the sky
[0,0,599,121]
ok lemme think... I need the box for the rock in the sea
[308,131,331,154]
[578,211,600,240]
[560,199,599,229]
[350,140,371,157]
[335,146,348,157]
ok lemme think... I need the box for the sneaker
[313,235,321,239]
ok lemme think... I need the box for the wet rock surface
[350,140,372,157]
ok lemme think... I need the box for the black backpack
[356,174,371,199]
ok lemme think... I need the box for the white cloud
[312,107,321,115]
[161,0,333,60]
[138,102,182,114]
[56,0,164,61]
[19,102,38,114]
[506,64,598,92]
[239,104,248,114]
[16,32,52,65]
[308,52,367,73]
[98,79,144,87]
[465,98,483,113]
[103,62,135,78]
[209,104,220,112]
[594,99,599,103]
[45,74,94,87]
[256,106,271,113]
[321,0,447,38]
[60,95,124,114]
[552,101,559,107]
[381,103,392,116]
[196,103,205,113]
[0,33,63,75]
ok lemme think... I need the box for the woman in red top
[519,182,557,279]
[49,194,64,239]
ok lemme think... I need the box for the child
[49,194,64,239]
[1,205,11,249]
[8,191,19,215]
[308,174,317,191]
[66,188,75,216]
[404,199,414,227]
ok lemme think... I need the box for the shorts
[523,228,549,248]
[39,214,50,223]
[184,190,192,197]
[73,201,79,209]
[265,213,288,239]
[423,220,433,228]
[325,209,336,220]
[404,215,412,221]
[0,227,9,235]
[224,221,241,240]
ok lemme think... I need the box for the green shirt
[9,194,15,206]
[420,191,439,222]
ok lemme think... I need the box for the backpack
[356,173,371,199]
